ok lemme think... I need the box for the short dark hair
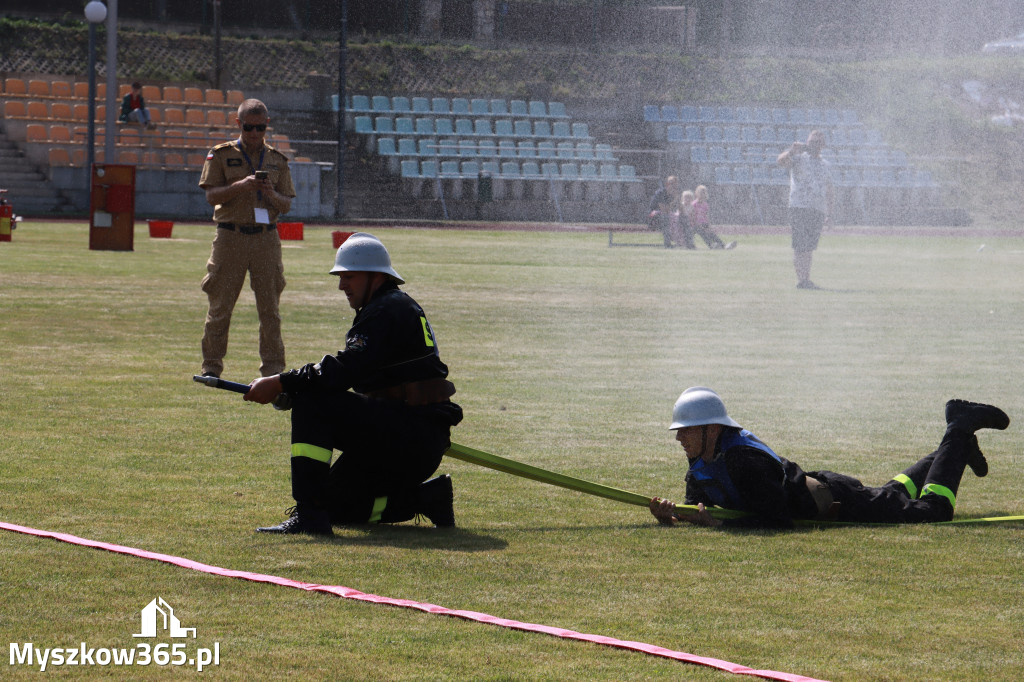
[238,98,269,120]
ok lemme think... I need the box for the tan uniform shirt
[199,140,296,225]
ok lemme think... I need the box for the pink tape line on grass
[1,521,827,682]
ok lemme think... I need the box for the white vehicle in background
[982,32,1024,53]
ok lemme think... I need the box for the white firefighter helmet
[669,386,741,430]
[329,232,404,284]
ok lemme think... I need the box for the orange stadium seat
[25,124,47,142]
[72,103,90,121]
[184,87,204,104]
[205,89,225,105]
[142,85,161,102]
[118,150,139,164]
[163,152,185,167]
[51,81,72,98]
[27,101,50,119]
[141,150,161,166]
[73,82,90,98]
[118,84,131,97]
[48,148,72,167]
[4,101,27,118]
[5,78,27,95]
[51,102,72,120]
[186,152,206,166]
[226,90,244,106]
[185,109,205,125]
[50,125,72,143]
[71,148,86,166]
[161,129,186,148]
[206,110,227,126]
[163,86,183,102]
[164,108,185,125]
[28,80,50,97]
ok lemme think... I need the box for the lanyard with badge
[237,142,270,225]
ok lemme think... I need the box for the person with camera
[198,98,295,379]
[777,130,834,289]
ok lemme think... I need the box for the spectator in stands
[647,176,687,248]
[119,82,155,129]
[198,98,296,380]
[777,130,834,289]
[689,185,735,250]
[679,189,697,249]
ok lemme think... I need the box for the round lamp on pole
[84,1,107,181]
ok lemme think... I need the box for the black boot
[416,475,455,527]
[257,503,333,535]
[963,434,989,478]
[945,399,1009,435]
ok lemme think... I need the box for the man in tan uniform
[199,99,296,378]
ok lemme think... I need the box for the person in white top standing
[777,130,834,289]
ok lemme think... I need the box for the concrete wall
[48,161,331,220]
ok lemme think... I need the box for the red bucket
[332,231,354,248]
[147,220,173,238]
[278,222,304,240]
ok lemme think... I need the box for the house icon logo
[133,597,197,638]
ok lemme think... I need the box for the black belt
[218,222,276,234]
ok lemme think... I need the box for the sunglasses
[242,123,267,132]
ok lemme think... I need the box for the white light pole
[84,1,106,179]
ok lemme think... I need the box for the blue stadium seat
[666,125,685,143]
[517,140,536,158]
[699,105,717,122]
[458,140,477,157]
[537,141,556,159]
[440,160,460,177]
[548,102,569,118]
[771,108,788,124]
[718,106,735,122]
[461,161,480,178]
[374,116,394,134]
[690,146,708,163]
[733,165,752,184]
[865,128,884,146]
[752,108,772,124]
[455,118,474,136]
[494,119,514,137]
[415,118,434,136]
[371,96,391,112]
[431,97,450,115]
[715,166,732,184]
[353,116,373,134]
[418,139,437,157]
[542,161,560,177]
[847,128,866,145]
[726,146,743,163]
[829,128,847,146]
[571,122,591,139]
[400,159,420,178]
[471,99,489,116]
[534,120,552,137]
[501,161,521,177]
[412,97,431,114]
[552,121,571,138]
[758,127,776,143]
[514,120,533,137]
[594,144,614,160]
[437,138,458,157]
[788,108,807,125]
[420,160,438,178]
[350,95,371,112]
[708,146,726,163]
[391,97,411,114]
[477,139,497,158]
[377,138,397,156]
[643,105,660,122]
[742,126,758,143]
[723,126,741,143]
[685,125,702,142]
[452,98,471,115]
[394,117,414,135]
[498,140,516,157]
[556,141,575,159]
[575,143,595,160]
[397,138,417,156]
[490,99,509,116]
[805,109,823,125]
[560,163,579,179]
[435,118,454,136]
[661,105,680,122]
[510,100,529,117]
[474,119,493,136]
[776,127,795,143]
[824,109,841,126]
[528,101,547,117]
[734,106,753,123]
[331,94,340,111]
[522,161,542,178]
[842,110,859,125]
[481,160,501,175]
[704,126,723,142]
[680,105,699,122]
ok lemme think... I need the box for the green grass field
[2,221,1022,681]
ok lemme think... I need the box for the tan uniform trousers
[201,226,286,377]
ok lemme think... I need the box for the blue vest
[687,429,783,510]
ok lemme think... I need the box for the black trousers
[810,431,974,524]
[289,389,452,523]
